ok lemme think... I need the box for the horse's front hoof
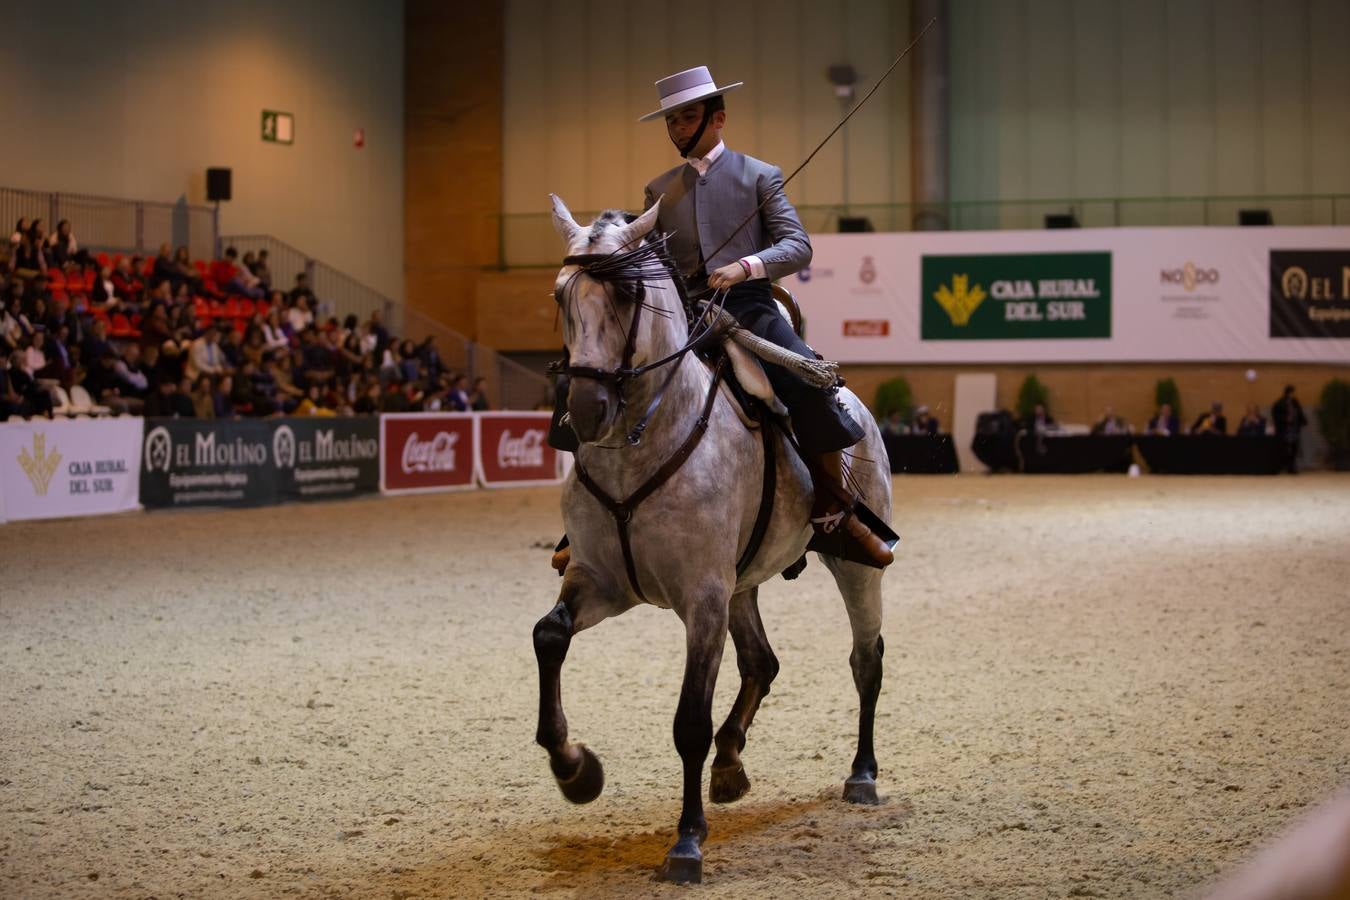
[659,835,703,884]
[709,762,751,804]
[552,743,604,804]
[842,774,879,805]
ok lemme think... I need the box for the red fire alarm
[353,128,365,149]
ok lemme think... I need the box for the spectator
[397,338,420,383]
[1191,402,1227,435]
[4,349,53,419]
[83,317,112,364]
[92,264,121,310]
[294,382,336,417]
[1091,405,1129,435]
[84,350,137,414]
[8,225,46,279]
[112,257,144,303]
[188,375,215,419]
[140,304,173,348]
[172,246,205,293]
[156,339,185,385]
[268,354,305,412]
[151,243,178,289]
[112,343,150,400]
[142,378,179,417]
[47,219,77,267]
[22,333,47,375]
[288,272,315,307]
[470,376,490,411]
[1147,403,1180,436]
[287,295,314,333]
[878,409,905,436]
[219,324,244,369]
[1271,385,1308,473]
[911,404,939,435]
[252,249,272,289]
[446,373,471,411]
[1236,403,1267,437]
[188,324,226,379]
[1020,403,1056,434]
[36,324,74,385]
[213,375,235,418]
[261,305,290,353]
[9,217,29,246]
[419,335,445,382]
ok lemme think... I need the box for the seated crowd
[1,219,490,421]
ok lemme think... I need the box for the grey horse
[533,195,891,884]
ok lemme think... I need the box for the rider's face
[665,102,725,156]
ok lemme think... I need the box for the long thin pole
[699,16,938,271]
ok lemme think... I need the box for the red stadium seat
[237,298,255,318]
[223,297,241,318]
[256,299,270,317]
[141,257,155,277]
[83,270,95,291]
[46,268,65,290]
[96,252,110,269]
[109,313,135,338]
[51,288,68,304]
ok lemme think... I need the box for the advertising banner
[791,226,1350,363]
[0,418,142,521]
[920,252,1111,340]
[272,417,380,502]
[474,412,562,488]
[140,418,279,508]
[380,413,477,494]
[1270,250,1350,339]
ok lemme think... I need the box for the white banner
[0,418,143,521]
[790,226,1350,363]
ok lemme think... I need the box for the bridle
[550,233,726,446]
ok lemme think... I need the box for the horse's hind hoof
[553,743,604,804]
[709,763,751,804]
[843,774,879,805]
[659,836,703,884]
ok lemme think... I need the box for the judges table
[1016,432,1135,474]
[882,433,960,474]
[1135,435,1283,474]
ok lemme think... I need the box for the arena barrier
[0,412,561,522]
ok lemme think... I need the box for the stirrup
[806,499,899,569]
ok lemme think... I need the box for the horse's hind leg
[710,587,779,804]
[825,558,885,805]
[533,565,623,804]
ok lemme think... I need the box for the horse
[533,195,892,883]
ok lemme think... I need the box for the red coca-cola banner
[380,413,477,494]
[474,412,562,488]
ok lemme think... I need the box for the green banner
[921,252,1112,340]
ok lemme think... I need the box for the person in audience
[261,305,291,353]
[3,350,48,419]
[1020,403,1056,434]
[878,409,905,436]
[446,372,471,412]
[188,324,227,379]
[22,332,48,375]
[470,376,490,411]
[142,377,177,417]
[293,382,337,417]
[396,338,420,383]
[47,219,77,267]
[287,295,314,333]
[268,354,305,412]
[1147,403,1180,436]
[1091,405,1129,435]
[36,324,74,385]
[139,304,173,348]
[222,247,265,299]
[1236,403,1266,437]
[1191,401,1227,435]
[151,243,178,289]
[172,246,205,293]
[112,343,150,401]
[911,404,939,435]
[10,218,29,246]
[83,350,133,414]
[218,324,244,369]
[92,264,121,309]
[212,375,235,418]
[288,272,315,307]
[252,249,272,289]
[1271,385,1307,473]
[8,225,46,278]
[112,257,143,303]
[83,317,112,364]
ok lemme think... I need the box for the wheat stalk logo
[933,274,987,326]
[18,432,62,496]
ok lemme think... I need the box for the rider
[640,66,893,569]
[549,65,893,571]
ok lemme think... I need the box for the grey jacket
[643,149,811,282]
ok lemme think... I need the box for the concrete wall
[0,0,404,301]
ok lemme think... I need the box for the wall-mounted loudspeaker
[1238,209,1272,226]
[1044,213,1079,229]
[206,168,232,202]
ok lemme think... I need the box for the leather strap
[574,358,725,602]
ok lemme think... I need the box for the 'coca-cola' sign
[476,413,561,487]
[380,413,476,493]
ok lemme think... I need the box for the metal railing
[499,192,1350,267]
[1,186,217,262]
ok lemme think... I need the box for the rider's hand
[707,261,749,292]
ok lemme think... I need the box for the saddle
[712,283,804,425]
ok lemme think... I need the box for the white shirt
[684,140,766,280]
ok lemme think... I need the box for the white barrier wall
[792,226,1350,364]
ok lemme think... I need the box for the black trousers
[721,280,863,455]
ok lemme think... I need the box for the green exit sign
[261,110,294,145]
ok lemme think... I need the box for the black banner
[1270,250,1350,338]
[141,419,280,508]
[272,417,380,501]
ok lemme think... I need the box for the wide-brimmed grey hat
[638,66,743,122]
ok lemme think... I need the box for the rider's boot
[809,449,894,568]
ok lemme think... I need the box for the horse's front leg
[533,566,618,804]
[660,587,730,884]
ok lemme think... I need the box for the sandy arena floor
[2,474,1348,899]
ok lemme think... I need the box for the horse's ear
[617,196,662,249]
[549,194,583,246]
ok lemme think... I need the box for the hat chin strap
[675,104,715,158]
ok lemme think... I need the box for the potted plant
[1016,374,1050,421]
[1319,378,1350,470]
[874,377,913,430]
[1155,377,1182,420]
